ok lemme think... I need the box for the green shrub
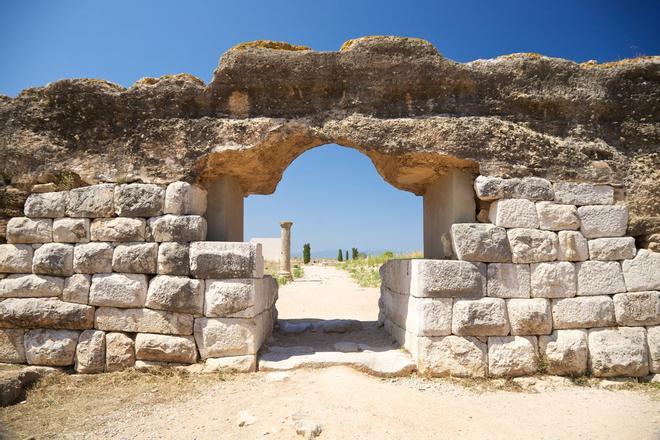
[338,249,343,262]
[303,243,311,264]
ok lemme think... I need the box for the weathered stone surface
[622,249,660,292]
[381,288,452,336]
[90,218,146,242]
[648,326,660,374]
[73,242,113,274]
[32,243,74,276]
[474,176,514,201]
[553,183,614,206]
[63,274,90,304]
[52,218,90,243]
[189,241,263,279]
[194,316,261,358]
[114,183,165,217]
[0,274,64,298]
[539,329,588,376]
[24,192,68,218]
[588,327,649,377]
[489,199,539,229]
[451,298,509,336]
[411,260,486,298]
[164,182,207,215]
[24,329,80,366]
[112,242,158,274]
[94,307,193,335]
[513,177,554,201]
[148,215,206,242]
[576,261,626,296]
[588,237,636,261]
[535,202,580,231]
[613,292,660,326]
[6,218,52,243]
[157,242,189,275]
[530,262,576,298]
[506,299,552,335]
[552,296,615,329]
[417,335,487,377]
[66,184,115,218]
[75,329,106,373]
[556,231,589,262]
[204,355,256,373]
[474,176,552,202]
[0,329,26,363]
[487,263,530,298]
[488,336,538,377]
[578,205,628,239]
[105,332,135,372]
[135,333,197,363]
[0,244,33,273]
[450,223,511,263]
[507,229,558,263]
[0,297,94,329]
[146,275,204,314]
[89,273,148,308]
[204,279,260,318]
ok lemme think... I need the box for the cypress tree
[352,247,358,259]
[338,249,343,262]
[345,250,349,261]
[303,243,311,264]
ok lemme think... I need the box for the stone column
[279,221,293,279]
[205,176,244,242]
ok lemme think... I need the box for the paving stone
[411,260,486,298]
[553,183,614,205]
[94,307,193,335]
[578,205,628,239]
[507,228,558,263]
[556,231,589,262]
[0,274,64,298]
[450,223,511,262]
[538,329,588,376]
[487,263,530,298]
[24,329,80,366]
[105,332,136,372]
[114,183,165,217]
[535,202,580,230]
[148,215,206,242]
[75,329,106,373]
[146,275,204,315]
[648,326,660,374]
[6,218,52,243]
[417,335,487,377]
[488,336,538,377]
[90,218,146,242]
[66,184,115,218]
[62,274,90,304]
[588,237,636,261]
[52,218,90,243]
[552,296,615,329]
[506,298,552,335]
[135,333,197,363]
[0,329,26,363]
[613,292,660,326]
[489,199,539,228]
[194,316,262,359]
[24,192,68,218]
[203,355,256,373]
[451,298,510,336]
[190,241,263,279]
[576,261,626,295]
[73,242,113,274]
[588,327,649,377]
[164,182,207,215]
[157,242,189,275]
[112,242,158,274]
[0,244,33,273]
[32,243,74,276]
[530,262,576,298]
[89,273,148,308]
[622,249,660,292]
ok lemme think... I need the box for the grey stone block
[157,242,189,275]
[530,262,576,298]
[24,191,68,218]
[411,260,487,298]
[588,327,648,377]
[536,202,580,231]
[578,205,628,239]
[146,275,204,315]
[417,335,487,377]
[487,263,530,298]
[0,274,64,298]
[63,274,90,304]
[66,184,115,218]
[73,242,113,274]
[90,218,146,242]
[164,182,207,215]
[553,183,614,206]
[507,228,558,263]
[89,273,148,308]
[576,261,625,296]
[75,329,106,373]
[622,249,660,292]
[451,298,510,336]
[6,218,52,243]
[52,218,90,243]
[539,329,588,376]
[0,297,94,329]
[25,329,80,366]
[135,333,197,364]
[506,298,552,335]
[148,215,206,242]
[112,242,158,274]
[489,199,539,228]
[613,292,660,326]
[189,241,263,279]
[32,243,74,276]
[194,316,263,359]
[588,237,636,261]
[105,332,136,372]
[114,183,165,217]
[552,296,615,329]
[450,223,512,262]
[94,307,193,335]
[488,336,538,377]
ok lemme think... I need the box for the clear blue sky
[1,1,658,256]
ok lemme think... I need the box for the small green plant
[537,355,549,374]
[571,376,591,387]
[292,264,304,278]
[303,243,311,264]
[338,249,343,262]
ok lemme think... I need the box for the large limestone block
[488,336,538,377]
[487,263,530,298]
[474,176,513,201]
[0,329,26,363]
[112,242,158,274]
[0,298,94,329]
[164,182,207,215]
[451,298,510,336]
[114,183,165,217]
[146,275,204,315]
[474,176,552,201]
[411,260,486,298]
[105,332,136,372]
[90,218,146,242]
[553,183,614,206]
[135,333,197,363]
[507,229,558,263]
[588,237,636,261]
[535,202,580,231]
[506,299,552,335]
[622,249,660,292]
[556,231,589,262]
[379,259,412,294]
[539,329,588,376]
[588,327,649,377]
[24,191,68,218]
[513,177,554,201]
[552,296,615,329]
[24,329,80,366]
[577,205,628,239]
[530,262,576,298]
[52,218,90,243]
[6,217,52,243]
[32,243,74,276]
[157,242,189,275]
[488,199,539,229]
[190,242,263,279]
[0,244,33,273]
[148,215,207,242]
[194,316,261,358]
[381,288,452,336]
[648,326,660,374]
[0,274,64,298]
[204,355,256,373]
[450,223,511,263]
[417,335,487,377]
[94,307,193,335]
[66,184,115,218]
[576,261,626,296]
[204,278,264,318]
[613,292,660,326]
[75,329,106,373]
[73,242,113,274]
[63,274,90,304]
[89,273,148,308]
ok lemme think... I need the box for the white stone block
[24,191,68,218]
[94,307,193,335]
[75,329,106,373]
[578,205,628,238]
[0,244,33,273]
[552,296,615,329]
[0,297,94,329]
[135,333,197,364]
[105,332,135,372]
[0,274,64,298]
[66,184,115,218]
[114,183,165,217]
[507,228,558,263]
[613,292,660,326]
[112,242,158,274]
[588,327,649,377]
[6,217,52,243]
[25,329,80,366]
[164,182,207,215]
[535,202,580,231]
[487,263,530,298]
[451,298,510,336]
[148,215,207,242]
[622,249,660,292]
[73,242,113,274]
[157,242,189,275]
[52,218,90,243]
[530,262,576,298]
[539,329,588,376]
[0,329,26,363]
[204,355,256,373]
[489,199,539,228]
[410,259,486,298]
[146,275,204,315]
[417,335,487,377]
[381,288,452,336]
[506,298,552,335]
[32,243,74,276]
[556,231,589,262]
[576,261,626,295]
[90,218,146,242]
[648,326,660,374]
[190,241,263,279]
[89,273,148,308]
[450,223,511,262]
[194,316,262,359]
[488,336,538,377]
[588,237,636,261]
[63,274,90,304]
[553,183,614,205]
[205,278,263,318]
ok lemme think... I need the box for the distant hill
[292,248,416,259]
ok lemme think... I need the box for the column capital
[280,221,293,229]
